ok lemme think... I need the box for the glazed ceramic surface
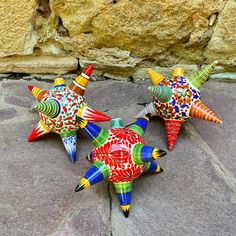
[136,62,222,151]
[28,65,111,162]
[75,116,167,218]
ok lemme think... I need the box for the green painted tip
[148,85,172,103]
[110,118,125,128]
[35,100,60,118]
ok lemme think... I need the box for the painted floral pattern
[154,76,201,121]
[40,86,86,133]
[92,128,145,183]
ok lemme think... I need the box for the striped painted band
[114,182,132,193]
[81,72,90,80]
[73,81,85,90]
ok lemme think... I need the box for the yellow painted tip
[143,115,150,121]
[121,205,130,217]
[54,78,66,87]
[32,87,41,97]
[173,67,184,77]
[155,165,161,172]
[155,165,163,173]
[152,148,167,160]
[152,148,160,160]
[121,205,130,211]
[78,117,88,128]
[147,68,165,86]
[86,154,91,161]
[80,177,91,189]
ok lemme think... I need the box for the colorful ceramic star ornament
[28,65,111,162]
[136,61,222,151]
[75,115,167,218]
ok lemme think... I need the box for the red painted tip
[83,64,94,76]
[28,136,34,142]
[28,85,34,92]
[28,131,37,142]
[27,124,47,142]
[167,143,175,152]
[165,120,182,152]
[83,107,111,122]
[93,112,111,122]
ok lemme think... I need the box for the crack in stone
[183,123,236,203]
[0,73,137,83]
[102,107,129,113]
[43,188,84,236]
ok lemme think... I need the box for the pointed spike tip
[83,64,94,76]
[67,147,76,162]
[27,120,50,142]
[34,100,61,118]
[60,132,77,163]
[75,178,91,192]
[190,101,222,124]
[28,134,37,142]
[167,139,176,151]
[28,85,34,91]
[121,205,130,218]
[70,155,76,163]
[147,85,172,103]
[75,184,84,192]
[158,149,167,157]
[80,105,111,122]
[156,167,164,173]
[165,120,182,151]
[147,68,165,85]
[153,148,167,159]
[123,210,129,218]
[168,144,174,151]
[135,103,157,118]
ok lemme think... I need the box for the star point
[137,61,222,151]
[75,116,167,217]
[28,65,111,162]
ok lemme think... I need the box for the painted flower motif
[92,128,145,183]
[174,85,193,104]
[159,103,174,119]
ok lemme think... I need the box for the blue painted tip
[61,135,77,163]
[69,151,77,163]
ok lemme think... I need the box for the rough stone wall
[0,0,235,78]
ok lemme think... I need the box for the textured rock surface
[0,0,37,57]
[205,0,236,69]
[0,77,235,235]
[0,0,235,76]
[0,56,78,74]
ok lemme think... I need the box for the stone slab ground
[0,78,235,236]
